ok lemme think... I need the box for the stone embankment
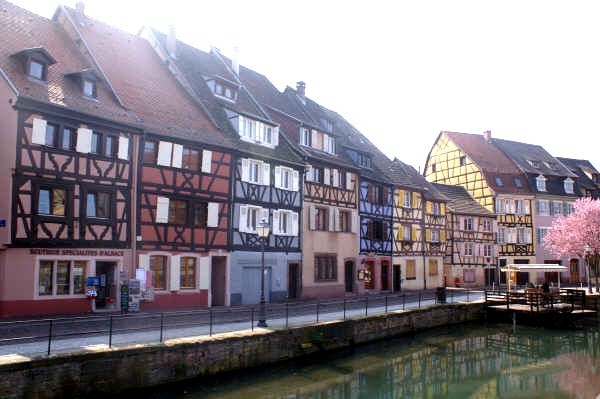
[0,302,484,398]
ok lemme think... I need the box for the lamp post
[256,218,270,327]
[585,243,592,294]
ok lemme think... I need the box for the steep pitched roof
[432,184,494,216]
[557,157,600,195]
[58,6,230,146]
[147,28,302,165]
[389,159,447,201]
[441,131,532,196]
[0,0,137,124]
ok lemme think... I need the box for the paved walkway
[0,290,484,360]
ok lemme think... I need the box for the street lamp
[256,218,270,327]
[585,243,592,294]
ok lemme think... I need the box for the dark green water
[128,323,600,399]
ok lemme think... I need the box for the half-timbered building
[0,1,141,317]
[433,184,497,287]
[557,158,600,200]
[424,131,536,286]
[57,5,234,309]
[389,160,448,290]
[142,29,305,305]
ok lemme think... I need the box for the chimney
[231,46,239,76]
[75,2,85,15]
[166,25,176,59]
[483,130,492,142]
[296,81,306,104]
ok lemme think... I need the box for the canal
[121,322,600,399]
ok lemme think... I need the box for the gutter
[0,66,19,96]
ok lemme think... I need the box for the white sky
[12,0,600,171]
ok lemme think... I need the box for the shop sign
[29,249,125,256]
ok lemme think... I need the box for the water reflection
[132,323,600,399]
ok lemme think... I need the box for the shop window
[56,261,70,295]
[38,261,53,296]
[150,255,167,290]
[180,257,196,289]
[37,260,87,296]
[73,261,86,294]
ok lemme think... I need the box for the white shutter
[351,210,358,233]
[199,257,210,290]
[207,202,219,227]
[273,126,279,146]
[525,229,532,244]
[291,212,298,236]
[239,205,248,233]
[156,196,170,223]
[292,170,300,191]
[118,136,129,160]
[305,165,313,182]
[157,141,173,166]
[138,254,150,270]
[334,208,341,232]
[237,115,244,136]
[332,169,339,187]
[273,210,280,235]
[346,172,353,190]
[274,166,282,189]
[76,128,92,153]
[523,200,531,215]
[262,162,271,186]
[172,144,183,168]
[309,205,316,230]
[324,168,331,185]
[260,208,269,224]
[323,134,329,152]
[311,129,318,149]
[32,118,47,145]
[328,207,335,231]
[241,159,250,182]
[170,255,181,291]
[202,150,212,173]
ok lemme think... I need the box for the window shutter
[138,254,149,270]
[239,205,248,233]
[440,229,446,242]
[260,208,269,226]
[170,255,180,291]
[157,141,173,166]
[172,144,183,168]
[351,211,358,234]
[425,229,431,242]
[76,128,92,153]
[32,118,47,145]
[156,196,170,223]
[523,200,530,215]
[332,169,339,187]
[291,212,298,236]
[237,115,244,136]
[207,202,219,227]
[309,205,316,230]
[412,226,418,241]
[292,170,300,191]
[273,126,279,146]
[262,162,271,186]
[324,168,330,185]
[199,257,210,290]
[304,165,312,182]
[328,207,335,231]
[241,159,250,182]
[117,136,129,160]
[311,129,318,149]
[426,201,432,214]
[440,203,446,216]
[273,210,280,235]
[525,229,532,244]
[346,172,353,190]
[334,208,341,232]
[274,166,282,189]
[413,192,420,208]
[202,150,212,173]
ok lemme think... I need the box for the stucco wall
[0,303,484,398]
[0,80,17,246]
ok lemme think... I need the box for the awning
[500,264,568,272]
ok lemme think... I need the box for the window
[463,270,475,283]
[367,220,386,241]
[497,227,506,244]
[312,167,322,184]
[278,211,288,234]
[315,207,328,231]
[494,176,503,187]
[482,220,493,232]
[37,260,86,296]
[460,156,467,166]
[403,191,412,208]
[564,178,574,194]
[483,244,493,257]
[91,132,101,154]
[180,257,196,289]
[83,79,96,98]
[86,191,111,218]
[299,127,310,146]
[103,135,116,157]
[44,123,58,147]
[168,199,187,225]
[339,210,351,233]
[430,229,440,242]
[323,134,335,154]
[357,153,372,169]
[182,147,200,170]
[464,243,474,256]
[551,201,562,216]
[61,128,74,150]
[315,255,337,281]
[238,116,277,146]
[150,255,167,290]
[514,200,523,215]
[528,159,541,168]
[537,227,549,244]
[537,199,550,216]
[28,59,45,80]
[194,203,208,227]
[239,205,267,234]
[514,177,523,188]
[563,202,574,216]
[369,185,383,204]
[463,218,474,231]
[401,225,412,241]
[431,163,437,172]
[431,202,441,216]
[428,260,438,276]
[517,228,531,244]
[214,82,237,100]
[536,175,547,192]
[275,166,298,191]
[143,141,158,164]
[38,187,66,216]
[406,260,416,280]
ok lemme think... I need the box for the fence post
[47,319,53,356]
[285,303,289,329]
[365,296,368,317]
[209,309,213,336]
[251,308,255,332]
[385,295,388,313]
[467,289,470,302]
[403,294,406,311]
[451,289,454,304]
[316,302,320,323]
[418,292,422,308]
[343,297,346,320]
[159,313,164,343]
[109,315,113,348]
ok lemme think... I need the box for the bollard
[286,303,289,329]
[343,297,346,320]
[47,319,53,356]
[365,296,369,317]
[316,302,320,323]
[418,292,421,308]
[385,295,388,313]
[159,313,164,342]
[403,294,406,311]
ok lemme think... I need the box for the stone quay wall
[0,303,484,398]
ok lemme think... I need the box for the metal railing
[0,288,484,357]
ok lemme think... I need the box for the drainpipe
[389,185,394,291]
[422,193,427,290]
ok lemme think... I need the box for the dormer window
[536,175,547,192]
[564,178,574,194]
[83,79,96,98]
[207,76,239,102]
[12,47,56,82]
[544,161,558,170]
[495,176,503,186]
[299,127,310,146]
[514,177,523,188]
[460,156,467,166]
[237,115,278,147]
[528,159,541,168]
[357,152,372,169]
[66,68,102,100]
[29,59,45,80]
